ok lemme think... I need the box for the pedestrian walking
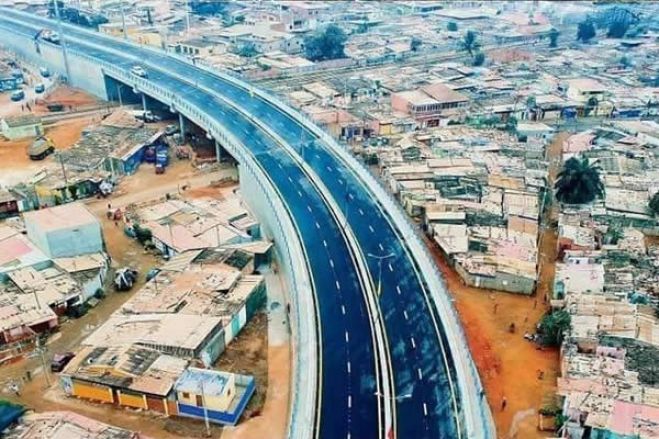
[501,396,507,411]
[493,303,499,314]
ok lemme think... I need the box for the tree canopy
[607,19,630,38]
[649,192,659,216]
[577,20,596,43]
[549,28,559,47]
[236,42,258,57]
[538,310,571,346]
[555,157,605,205]
[461,30,480,57]
[410,37,422,52]
[304,24,347,61]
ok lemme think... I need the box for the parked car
[51,352,75,372]
[10,90,24,101]
[164,124,180,136]
[28,136,55,160]
[130,65,147,78]
[39,67,50,78]
[35,83,45,93]
[114,267,138,291]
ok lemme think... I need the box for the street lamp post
[52,0,71,81]
[368,251,394,296]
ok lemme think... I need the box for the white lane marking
[396,285,402,295]
[323,240,328,248]
[378,243,384,251]
[403,310,409,320]
[329,259,335,268]
[345,331,350,343]
[307,205,312,213]
[423,402,428,416]
[410,337,416,349]
[347,361,351,373]
[388,263,393,272]
[315,222,320,229]
[418,368,423,380]
[368,225,375,233]
[348,395,352,409]
[297,190,302,197]
[348,193,354,200]
[287,176,292,183]
[335,280,341,290]
[341,305,346,315]
[338,179,343,185]
[359,208,365,216]
[326,165,332,172]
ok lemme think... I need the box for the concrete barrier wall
[1,33,107,99]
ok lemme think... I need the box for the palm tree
[555,157,605,205]
[461,30,480,57]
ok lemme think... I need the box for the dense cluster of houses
[369,125,548,294]
[550,121,659,438]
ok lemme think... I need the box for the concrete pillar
[215,140,222,163]
[141,93,148,113]
[179,113,186,139]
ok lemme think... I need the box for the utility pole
[57,152,69,200]
[120,2,127,40]
[200,381,211,437]
[53,0,72,81]
[185,0,191,35]
[37,337,51,386]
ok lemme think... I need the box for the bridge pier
[179,113,186,140]
[141,93,147,113]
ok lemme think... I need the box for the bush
[473,51,485,66]
[447,21,458,32]
[538,310,571,346]
[577,20,596,43]
[649,191,659,216]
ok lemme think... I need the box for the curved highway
[0,9,492,439]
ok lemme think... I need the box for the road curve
[0,9,493,439]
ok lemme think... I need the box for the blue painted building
[174,367,255,426]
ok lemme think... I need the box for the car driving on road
[130,65,147,78]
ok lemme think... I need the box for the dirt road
[424,133,569,438]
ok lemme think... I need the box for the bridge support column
[141,93,148,113]
[215,141,223,163]
[179,113,186,140]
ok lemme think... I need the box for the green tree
[555,157,605,205]
[505,116,518,133]
[526,96,537,109]
[607,19,630,38]
[472,51,485,66]
[236,42,258,57]
[447,21,458,32]
[619,55,631,68]
[304,24,347,61]
[410,37,422,52]
[577,20,596,43]
[538,310,571,346]
[461,30,480,57]
[649,191,659,216]
[549,28,559,47]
